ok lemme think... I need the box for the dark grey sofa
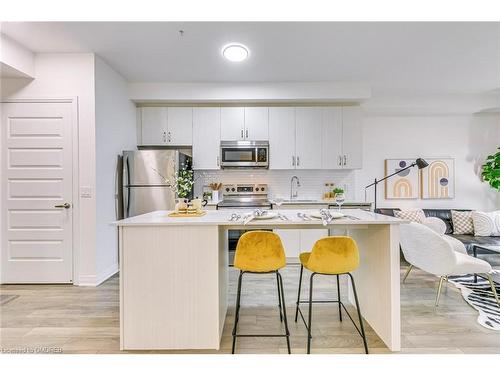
[375,208,500,258]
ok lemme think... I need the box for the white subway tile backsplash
[194,169,355,200]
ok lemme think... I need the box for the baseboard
[76,263,118,286]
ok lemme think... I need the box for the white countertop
[115,208,405,227]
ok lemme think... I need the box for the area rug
[448,273,500,331]
[0,294,19,306]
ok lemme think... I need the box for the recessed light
[222,43,249,62]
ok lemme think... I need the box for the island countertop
[114,208,406,227]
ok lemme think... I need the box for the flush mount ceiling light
[222,43,249,62]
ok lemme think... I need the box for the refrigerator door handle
[123,154,131,217]
[115,155,123,220]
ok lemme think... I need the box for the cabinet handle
[343,155,347,166]
[217,156,220,167]
[168,131,171,143]
[241,129,244,139]
[162,131,166,143]
[292,156,295,166]
[297,156,300,166]
[338,155,342,166]
[245,129,248,139]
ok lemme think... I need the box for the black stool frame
[294,265,369,354]
[232,270,291,354]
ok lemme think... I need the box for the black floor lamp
[365,158,429,211]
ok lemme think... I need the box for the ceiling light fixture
[222,43,249,62]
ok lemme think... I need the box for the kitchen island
[115,209,405,352]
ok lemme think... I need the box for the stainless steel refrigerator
[116,149,192,219]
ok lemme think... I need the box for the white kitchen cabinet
[167,107,193,146]
[140,107,193,146]
[295,107,323,169]
[220,107,245,141]
[140,107,168,145]
[274,229,301,258]
[192,108,221,170]
[321,107,343,169]
[341,106,363,169]
[269,107,296,169]
[244,107,269,140]
[274,228,328,259]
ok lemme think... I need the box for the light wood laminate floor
[1,264,499,354]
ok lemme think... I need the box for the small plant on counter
[332,187,344,196]
[482,147,500,191]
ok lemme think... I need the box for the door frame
[0,98,80,284]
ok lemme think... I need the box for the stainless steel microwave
[220,141,269,168]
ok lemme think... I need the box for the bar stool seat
[231,231,291,354]
[295,236,369,354]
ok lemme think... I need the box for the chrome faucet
[290,176,301,200]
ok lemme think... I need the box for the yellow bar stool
[294,236,368,354]
[232,231,291,354]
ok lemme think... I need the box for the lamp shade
[415,158,429,169]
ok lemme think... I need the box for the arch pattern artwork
[384,159,419,199]
[421,158,454,199]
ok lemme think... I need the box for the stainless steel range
[216,184,272,266]
[217,183,271,209]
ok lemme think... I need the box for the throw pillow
[472,211,500,236]
[451,210,474,235]
[394,209,426,223]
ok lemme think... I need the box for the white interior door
[1,102,74,283]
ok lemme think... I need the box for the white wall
[94,56,137,282]
[1,53,97,284]
[0,33,35,78]
[355,114,500,211]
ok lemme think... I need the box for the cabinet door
[220,107,244,141]
[244,107,269,140]
[300,229,328,253]
[192,108,221,170]
[269,107,296,169]
[274,229,301,259]
[321,107,343,169]
[342,106,363,169]
[167,107,193,145]
[141,107,167,145]
[295,107,322,169]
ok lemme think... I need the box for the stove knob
[231,188,236,192]
[225,188,230,192]
[261,187,265,191]
[255,187,259,192]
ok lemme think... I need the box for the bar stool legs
[348,273,369,354]
[294,265,304,323]
[295,271,369,354]
[232,270,291,354]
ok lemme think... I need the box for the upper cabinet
[220,107,269,141]
[139,107,193,146]
[269,107,296,169]
[244,107,269,140]
[140,107,168,145]
[341,106,363,169]
[295,107,323,169]
[269,105,363,170]
[167,107,193,146]
[192,107,221,170]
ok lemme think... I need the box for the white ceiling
[2,22,499,94]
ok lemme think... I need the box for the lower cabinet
[274,228,328,261]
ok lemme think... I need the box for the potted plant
[332,187,344,198]
[482,147,500,191]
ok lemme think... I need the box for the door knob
[54,203,71,209]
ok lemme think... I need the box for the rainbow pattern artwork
[420,158,455,199]
[384,159,419,199]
